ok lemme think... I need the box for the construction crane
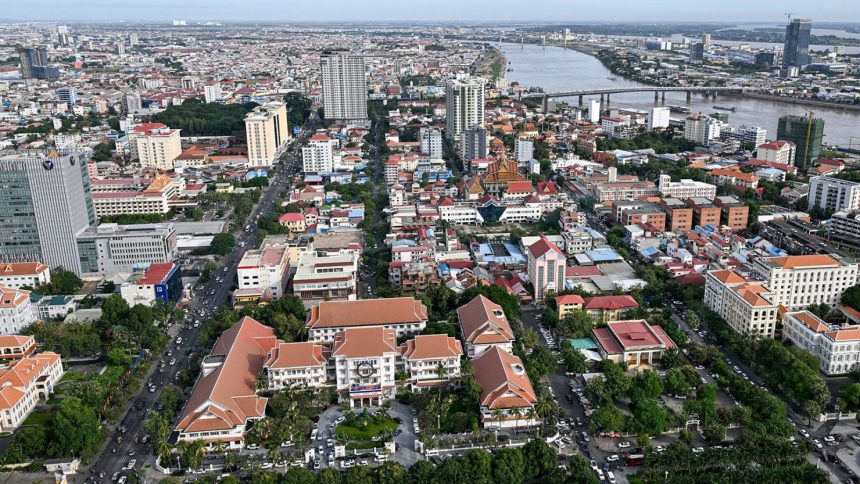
[785,12,795,22]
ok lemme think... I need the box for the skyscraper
[782,18,812,70]
[57,25,70,47]
[445,77,485,141]
[689,42,704,64]
[777,114,824,169]
[245,102,290,167]
[0,149,96,275]
[18,46,57,80]
[320,51,368,123]
[462,124,487,171]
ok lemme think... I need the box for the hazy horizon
[4,0,859,23]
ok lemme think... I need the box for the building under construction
[777,114,824,169]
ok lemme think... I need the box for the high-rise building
[57,25,70,47]
[702,33,711,47]
[320,51,368,123]
[514,138,534,162]
[124,90,142,114]
[18,47,58,80]
[302,134,336,173]
[755,52,776,68]
[683,114,722,146]
[128,33,139,47]
[116,42,125,55]
[245,102,290,167]
[689,42,704,63]
[0,149,96,275]
[420,127,443,160]
[180,76,196,89]
[462,124,487,170]
[783,18,812,71]
[588,100,601,123]
[203,82,222,103]
[55,87,76,108]
[807,176,860,213]
[128,123,182,170]
[445,77,485,141]
[647,107,670,130]
[777,114,824,169]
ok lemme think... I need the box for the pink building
[527,235,566,302]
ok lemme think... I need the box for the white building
[75,223,177,277]
[305,298,428,344]
[750,254,859,310]
[203,83,223,103]
[808,176,860,213]
[722,125,767,147]
[0,286,36,334]
[514,138,534,162]
[782,310,860,375]
[683,114,722,146]
[400,334,463,391]
[445,77,485,141]
[264,341,328,390]
[703,269,779,338]
[473,346,538,429]
[236,244,290,300]
[91,174,181,217]
[0,351,63,433]
[647,107,670,130]
[292,249,358,305]
[331,327,399,408]
[756,141,796,165]
[128,123,182,170]
[302,134,336,174]
[589,100,601,123]
[0,263,50,290]
[419,127,443,161]
[245,102,290,167]
[320,51,368,123]
[658,175,717,199]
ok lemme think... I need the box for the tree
[566,454,600,484]
[108,346,132,366]
[344,465,375,484]
[661,348,684,369]
[562,347,588,374]
[160,385,183,413]
[631,370,664,402]
[591,405,626,433]
[408,460,436,484]
[492,447,526,484]
[283,467,315,484]
[523,438,557,479]
[37,268,82,295]
[521,328,539,350]
[49,397,101,457]
[211,233,236,255]
[664,368,691,396]
[376,461,406,484]
[558,309,594,338]
[526,345,557,378]
[631,399,667,436]
[838,383,860,412]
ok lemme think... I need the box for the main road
[82,114,318,483]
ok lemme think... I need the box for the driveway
[389,401,421,467]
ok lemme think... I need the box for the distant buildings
[445,77,485,141]
[203,82,223,103]
[808,176,860,213]
[18,47,59,80]
[777,115,824,169]
[0,149,96,276]
[245,102,290,167]
[683,114,722,146]
[783,18,812,71]
[514,138,534,162]
[320,51,368,124]
[647,107,670,130]
[689,42,704,64]
[419,127,443,161]
[462,124,488,171]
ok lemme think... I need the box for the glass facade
[0,170,40,260]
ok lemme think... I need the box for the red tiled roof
[582,295,639,311]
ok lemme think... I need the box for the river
[497,42,860,147]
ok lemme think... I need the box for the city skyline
[3,0,859,22]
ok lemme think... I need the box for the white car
[655,445,665,453]
[617,441,631,449]
[691,447,705,454]
[126,459,137,469]
[261,462,274,469]
[606,454,620,462]
[823,435,836,443]
[812,439,823,449]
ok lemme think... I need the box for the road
[82,116,317,483]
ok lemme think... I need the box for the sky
[3,0,859,23]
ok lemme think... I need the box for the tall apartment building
[128,123,182,170]
[55,87,76,108]
[721,125,767,147]
[57,25,70,46]
[203,82,222,103]
[18,47,58,80]
[777,115,824,169]
[320,51,368,123]
[689,42,704,63]
[245,102,289,167]
[750,254,859,310]
[419,127,443,160]
[829,211,860,247]
[514,138,534,162]
[445,77,485,141]
[302,134,336,174]
[527,235,566,302]
[807,176,860,213]
[658,175,717,199]
[0,149,95,275]
[75,223,177,277]
[756,140,796,165]
[683,114,722,146]
[124,91,142,114]
[648,107,670,130]
[462,124,488,170]
[783,18,812,70]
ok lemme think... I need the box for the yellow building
[245,102,289,167]
[555,294,584,319]
[128,123,182,170]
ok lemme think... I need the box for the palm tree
[511,407,523,435]
[491,408,505,430]
[175,441,189,470]
[154,437,172,463]
[436,361,448,380]
[526,407,538,432]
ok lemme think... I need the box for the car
[596,469,605,481]
[655,445,665,453]
[127,459,137,469]
[313,460,321,470]
[617,441,631,449]
[606,454,620,462]
[111,472,119,482]
[691,447,704,454]
[261,462,274,469]
[800,429,810,437]
[394,429,402,436]
[128,449,135,456]
[823,435,836,443]
[281,441,294,447]
[170,358,176,366]
[360,459,368,466]
[812,439,823,449]
[694,365,705,370]
[335,416,345,424]
[590,459,598,471]
[247,444,259,450]
[118,478,127,484]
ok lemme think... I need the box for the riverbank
[472,45,506,79]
